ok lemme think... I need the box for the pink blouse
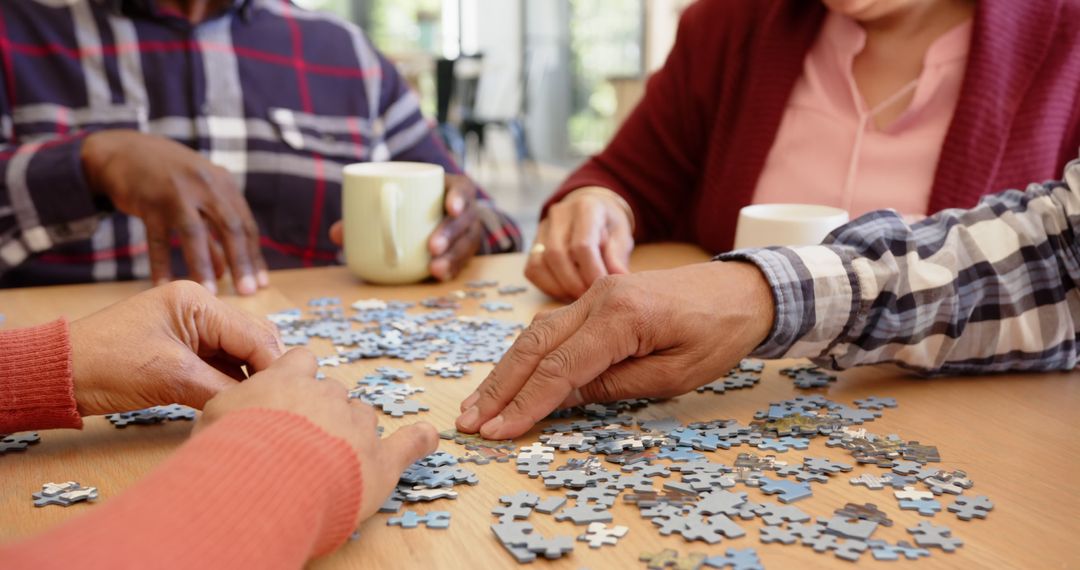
[752,12,972,218]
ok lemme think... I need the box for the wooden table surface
[1,243,1078,569]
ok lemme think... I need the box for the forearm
[0,319,82,432]
[0,409,363,568]
[723,159,1080,374]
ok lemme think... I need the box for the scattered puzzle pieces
[0,432,40,454]
[388,510,451,529]
[577,522,629,548]
[948,495,994,521]
[907,520,964,552]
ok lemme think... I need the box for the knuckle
[569,241,593,258]
[591,274,621,295]
[177,221,208,238]
[535,348,573,380]
[477,377,505,404]
[502,396,534,420]
[513,321,556,360]
[161,279,205,304]
[221,218,247,239]
[541,247,564,266]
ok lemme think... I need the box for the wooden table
[1,244,1078,568]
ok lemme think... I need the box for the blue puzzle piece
[758,477,812,503]
[899,498,942,516]
[388,510,451,529]
[658,448,705,462]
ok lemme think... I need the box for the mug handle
[379,182,402,268]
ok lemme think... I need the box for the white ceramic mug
[733,204,849,249]
[342,162,444,284]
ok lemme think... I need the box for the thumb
[572,356,678,407]
[602,225,634,275]
[203,302,284,373]
[261,347,318,377]
[383,422,440,474]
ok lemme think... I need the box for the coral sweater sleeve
[0,321,364,568]
[0,319,82,433]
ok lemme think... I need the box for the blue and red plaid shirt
[0,0,522,287]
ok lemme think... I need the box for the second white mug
[733,203,849,249]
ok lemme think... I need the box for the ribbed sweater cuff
[0,318,81,432]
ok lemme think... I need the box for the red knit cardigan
[547,0,1080,252]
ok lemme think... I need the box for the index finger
[477,316,626,439]
[206,192,259,296]
[567,209,609,286]
[175,210,217,294]
[455,300,589,434]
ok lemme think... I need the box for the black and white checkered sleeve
[722,158,1080,375]
[0,136,102,275]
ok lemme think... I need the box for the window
[568,0,644,156]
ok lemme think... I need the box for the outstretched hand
[455,262,776,439]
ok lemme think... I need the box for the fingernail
[257,270,270,287]
[461,390,480,411]
[457,406,480,431]
[480,414,504,439]
[431,235,448,255]
[237,275,256,295]
[430,259,448,281]
[202,280,218,295]
[450,195,464,214]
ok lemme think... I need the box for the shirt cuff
[718,246,861,362]
[0,318,82,432]
[11,137,99,230]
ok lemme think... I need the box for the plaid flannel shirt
[723,157,1080,375]
[0,0,521,287]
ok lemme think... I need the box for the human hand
[455,262,775,439]
[525,189,634,301]
[199,348,439,523]
[69,281,284,416]
[329,173,485,281]
[81,130,269,295]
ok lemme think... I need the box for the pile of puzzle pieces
[428,358,993,567]
[267,287,525,369]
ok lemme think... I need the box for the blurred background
[293,0,694,243]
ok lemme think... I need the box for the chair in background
[436,54,533,181]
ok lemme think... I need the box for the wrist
[564,186,635,231]
[713,261,776,348]
[81,130,135,195]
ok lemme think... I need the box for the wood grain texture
[1,243,1078,568]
